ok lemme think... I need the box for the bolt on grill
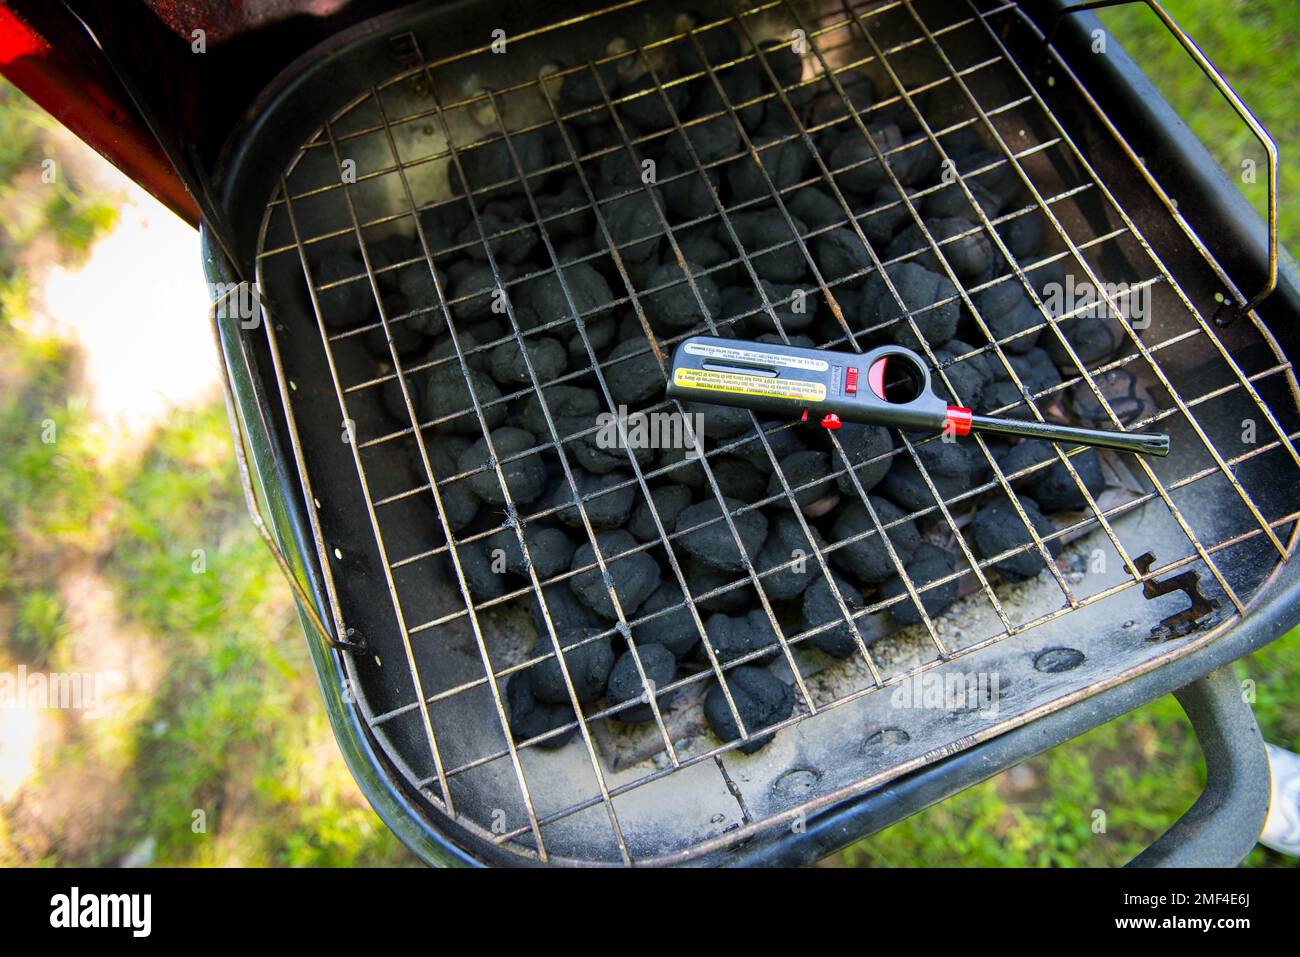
[246,0,1300,864]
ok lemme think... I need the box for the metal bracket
[1134,551,1219,641]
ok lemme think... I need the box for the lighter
[665,336,1170,457]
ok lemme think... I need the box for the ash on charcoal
[569,529,661,620]
[830,496,920,583]
[972,280,1043,353]
[424,365,506,434]
[711,457,766,501]
[802,572,875,659]
[547,468,637,530]
[516,261,615,330]
[1043,314,1125,374]
[605,338,664,407]
[880,436,982,512]
[459,206,537,265]
[756,513,825,600]
[517,384,600,436]
[768,450,837,513]
[704,666,794,755]
[876,542,959,626]
[457,427,546,506]
[684,558,754,613]
[998,442,1105,514]
[832,421,894,496]
[814,227,872,287]
[859,261,959,349]
[606,643,677,722]
[675,497,768,572]
[658,155,720,222]
[632,581,699,657]
[1068,368,1155,428]
[705,610,781,665]
[629,484,693,543]
[486,336,567,386]
[969,495,1061,582]
[886,217,993,284]
[931,339,993,408]
[529,629,615,704]
[507,673,576,748]
[684,400,753,441]
[642,260,720,332]
[729,210,808,284]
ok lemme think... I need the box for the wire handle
[1048,0,1278,324]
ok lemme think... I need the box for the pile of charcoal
[308,25,1143,757]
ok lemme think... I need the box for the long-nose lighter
[665,335,1169,457]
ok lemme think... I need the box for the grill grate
[249,0,1300,864]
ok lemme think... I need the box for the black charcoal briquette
[605,337,664,406]
[457,426,546,506]
[802,572,876,659]
[675,497,768,572]
[569,529,661,620]
[641,260,720,332]
[547,469,637,529]
[704,666,794,755]
[517,384,600,435]
[998,442,1104,514]
[879,438,979,512]
[830,496,920,583]
[768,450,837,513]
[886,217,992,284]
[629,485,693,543]
[516,261,615,330]
[833,422,893,495]
[876,543,959,626]
[858,261,959,349]
[730,210,809,284]
[972,280,1043,353]
[704,610,781,665]
[424,365,506,434]
[529,629,615,704]
[711,457,766,501]
[814,227,873,287]
[486,336,567,386]
[605,643,677,722]
[756,514,825,600]
[969,495,1060,582]
[632,581,699,657]
[506,672,576,748]
[313,250,373,329]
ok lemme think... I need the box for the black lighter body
[666,335,1170,457]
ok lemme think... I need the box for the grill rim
[205,0,1300,866]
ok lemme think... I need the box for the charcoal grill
[8,0,1298,866]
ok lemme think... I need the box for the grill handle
[1127,666,1271,867]
[1049,0,1279,325]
